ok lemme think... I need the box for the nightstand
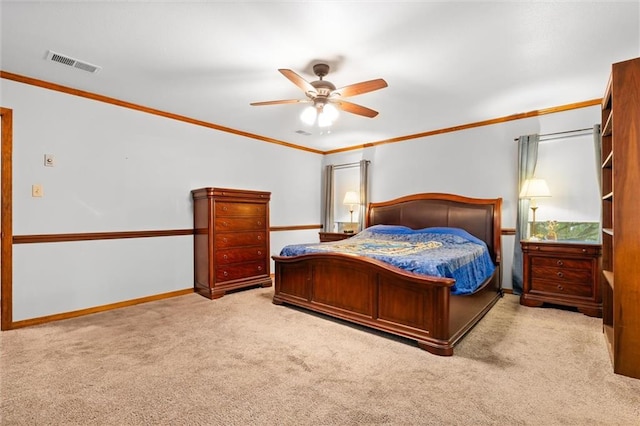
[520,240,602,317]
[319,232,355,242]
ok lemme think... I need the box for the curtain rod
[332,161,360,170]
[513,127,594,142]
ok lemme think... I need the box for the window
[531,132,600,241]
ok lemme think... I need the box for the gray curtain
[512,134,540,294]
[593,124,602,190]
[357,160,370,231]
[593,124,602,241]
[322,165,334,232]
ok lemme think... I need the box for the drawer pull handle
[557,272,564,278]
[556,260,564,266]
[222,206,228,211]
[257,235,262,240]
[257,250,262,255]
[257,221,263,226]
[582,248,587,253]
[223,255,228,260]
[223,271,229,277]
[222,221,228,227]
[257,266,263,271]
[557,285,564,291]
[222,238,228,243]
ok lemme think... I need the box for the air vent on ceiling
[295,130,312,136]
[46,50,102,74]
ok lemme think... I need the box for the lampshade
[519,178,551,199]
[300,102,339,127]
[300,105,317,125]
[343,191,359,205]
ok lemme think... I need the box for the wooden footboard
[273,252,485,356]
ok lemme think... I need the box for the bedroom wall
[2,79,323,321]
[324,105,602,291]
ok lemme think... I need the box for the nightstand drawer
[531,257,592,270]
[525,243,600,256]
[531,265,593,283]
[531,279,593,298]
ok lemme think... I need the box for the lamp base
[530,206,538,238]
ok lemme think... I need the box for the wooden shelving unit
[600,57,640,379]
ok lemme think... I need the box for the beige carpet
[1,288,639,425]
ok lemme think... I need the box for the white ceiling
[1,1,639,152]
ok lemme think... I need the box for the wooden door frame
[1,107,13,330]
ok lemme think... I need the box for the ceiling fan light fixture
[323,103,339,122]
[317,111,333,128]
[300,105,317,125]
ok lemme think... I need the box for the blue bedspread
[279,225,496,295]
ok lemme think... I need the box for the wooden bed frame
[272,193,503,356]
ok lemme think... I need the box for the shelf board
[603,324,614,363]
[602,73,612,109]
[602,192,613,201]
[601,151,613,169]
[602,112,613,136]
[602,228,613,236]
[602,269,614,289]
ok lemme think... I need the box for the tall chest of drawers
[192,187,272,299]
[520,240,601,317]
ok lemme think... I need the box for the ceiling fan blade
[333,100,379,118]
[250,99,305,106]
[278,69,317,95]
[332,78,388,98]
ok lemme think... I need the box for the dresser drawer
[531,265,593,283]
[216,231,267,248]
[216,202,266,217]
[215,217,266,231]
[531,279,593,298]
[216,247,267,264]
[530,256,591,270]
[216,261,267,282]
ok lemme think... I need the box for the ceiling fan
[250,63,388,126]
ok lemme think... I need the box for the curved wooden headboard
[366,193,502,264]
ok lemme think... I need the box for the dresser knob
[223,255,228,260]
[223,271,228,277]
[257,266,263,271]
[557,272,564,278]
[222,221,228,227]
[557,285,564,291]
[257,250,262,255]
[223,238,228,243]
[257,221,262,226]
[257,235,262,240]
[557,260,564,266]
[582,248,587,253]
[223,206,228,211]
